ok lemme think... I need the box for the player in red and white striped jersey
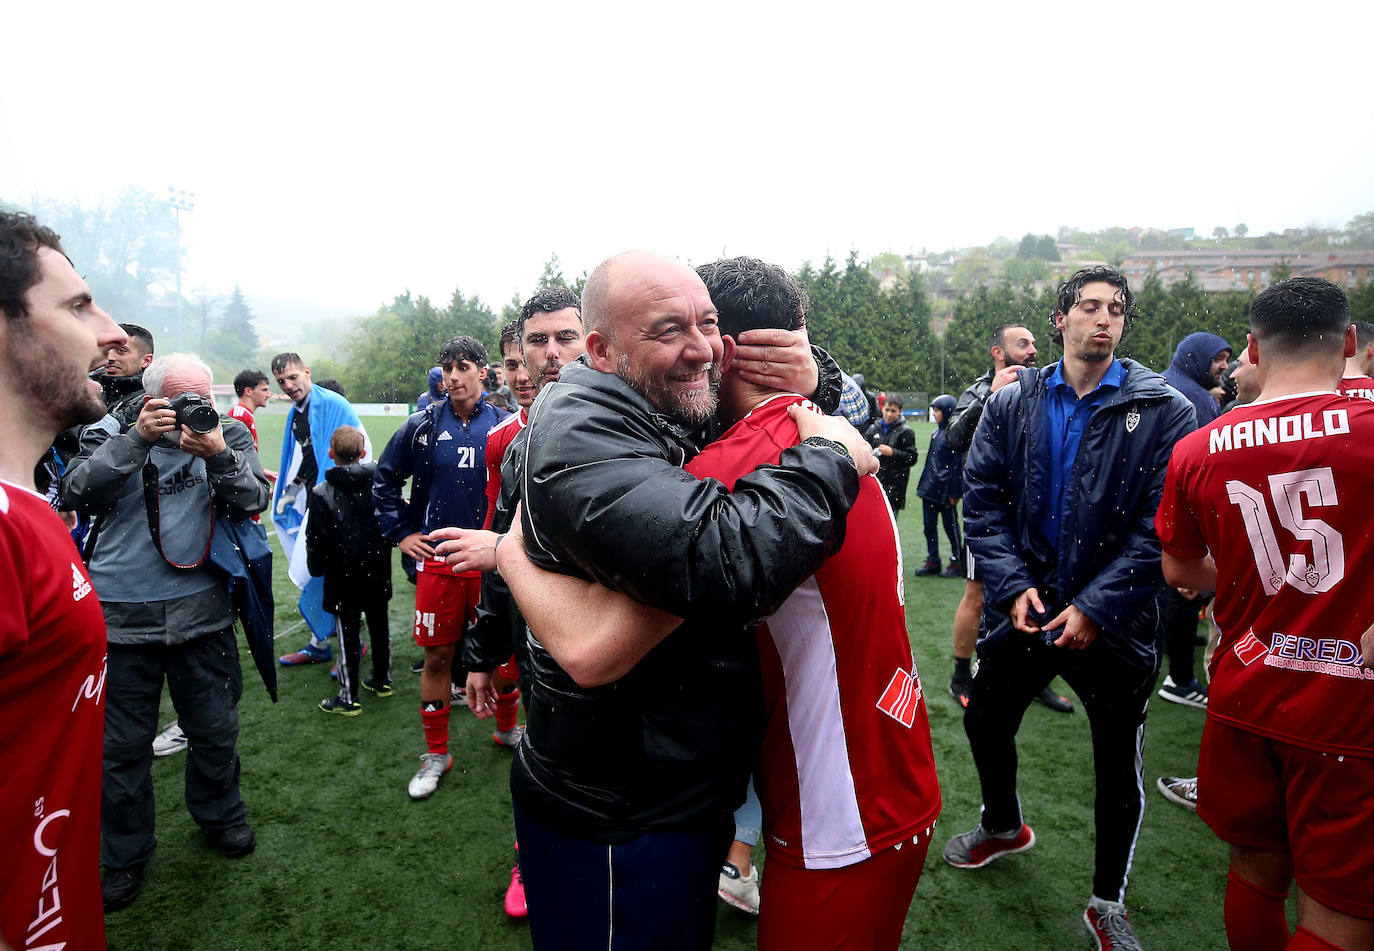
[1157,277,1374,951]
[0,211,127,946]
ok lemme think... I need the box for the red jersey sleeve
[483,426,504,530]
[1155,436,1209,560]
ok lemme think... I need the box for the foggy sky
[4,0,1371,319]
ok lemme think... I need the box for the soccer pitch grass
[105,418,1233,950]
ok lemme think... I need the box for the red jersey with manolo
[0,481,108,951]
[686,394,941,870]
[1337,375,1374,401]
[1156,391,1374,757]
[483,408,526,530]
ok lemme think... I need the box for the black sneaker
[1033,685,1074,713]
[362,678,393,698]
[206,823,256,858]
[914,558,941,576]
[940,560,964,578]
[102,863,146,912]
[409,657,425,674]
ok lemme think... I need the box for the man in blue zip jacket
[941,267,1195,951]
[374,335,506,800]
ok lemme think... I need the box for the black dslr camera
[167,393,220,434]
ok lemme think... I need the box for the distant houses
[1118,249,1374,292]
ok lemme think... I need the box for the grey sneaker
[1156,775,1198,812]
[717,861,760,914]
[492,725,525,749]
[407,752,453,800]
[942,822,1035,868]
[152,721,188,757]
[1085,901,1143,950]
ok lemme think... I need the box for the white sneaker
[450,683,467,704]
[492,725,525,748]
[408,753,453,800]
[152,721,188,757]
[717,862,760,914]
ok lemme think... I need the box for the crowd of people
[3,204,1373,951]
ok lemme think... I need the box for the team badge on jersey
[1125,406,1140,433]
[1233,629,1270,666]
[876,668,922,727]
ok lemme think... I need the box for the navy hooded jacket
[1163,332,1231,428]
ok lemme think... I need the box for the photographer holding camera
[61,352,271,912]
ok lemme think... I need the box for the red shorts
[757,836,929,951]
[413,563,480,647]
[1198,717,1374,918]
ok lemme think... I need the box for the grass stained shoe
[942,822,1035,869]
[408,752,453,800]
[717,861,760,914]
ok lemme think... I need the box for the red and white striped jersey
[686,394,942,869]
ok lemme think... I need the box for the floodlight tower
[168,188,195,350]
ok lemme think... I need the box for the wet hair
[330,425,364,464]
[120,323,155,356]
[500,319,521,359]
[0,211,67,322]
[316,378,346,397]
[517,287,582,341]
[438,335,487,367]
[1355,320,1374,349]
[271,352,305,375]
[144,352,214,398]
[694,256,808,338]
[1050,266,1136,346]
[884,394,904,410]
[990,322,1030,351]
[233,368,268,396]
[1249,277,1350,358]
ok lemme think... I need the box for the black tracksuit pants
[964,631,1158,902]
[1159,586,1210,686]
[335,597,391,703]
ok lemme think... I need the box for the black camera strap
[140,458,214,570]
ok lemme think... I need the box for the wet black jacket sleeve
[519,363,859,626]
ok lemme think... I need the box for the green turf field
[105,419,1235,950]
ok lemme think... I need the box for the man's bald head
[583,250,708,340]
[144,353,213,400]
[582,250,723,426]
